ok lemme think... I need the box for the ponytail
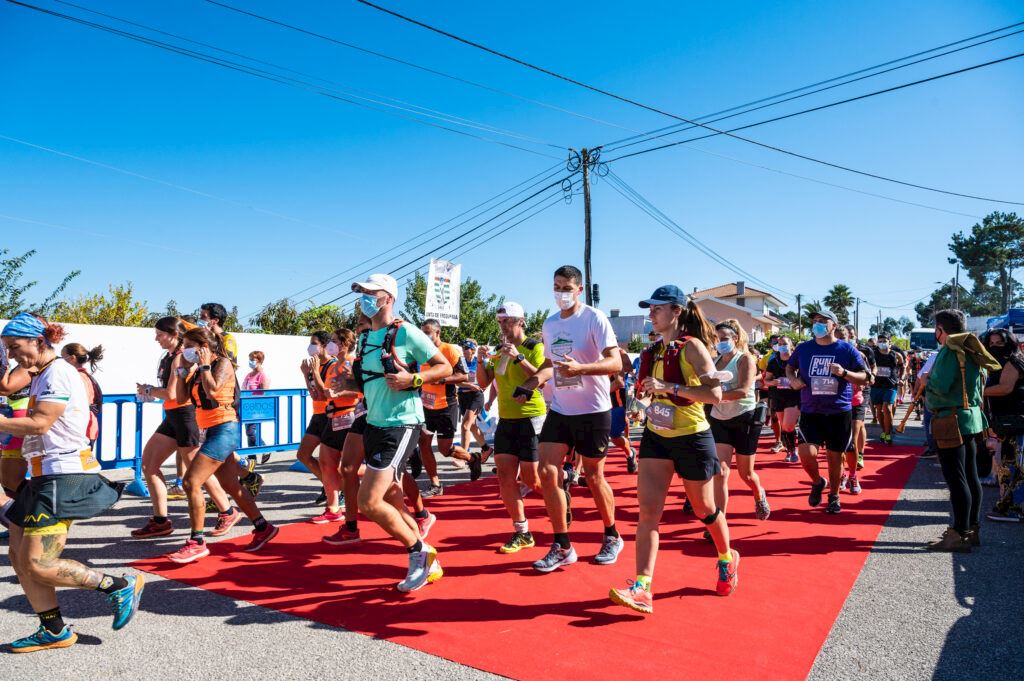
[679,301,716,349]
[63,342,104,372]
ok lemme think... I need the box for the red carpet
[135,441,918,680]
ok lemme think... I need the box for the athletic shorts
[639,427,719,481]
[851,405,866,422]
[10,473,123,535]
[319,412,360,450]
[363,423,420,483]
[709,410,760,456]
[869,387,898,405]
[494,416,544,462]
[305,413,329,438]
[350,414,367,436]
[610,407,628,439]
[458,390,485,415]
[539,410,611,459]
[423,404,459,440]
[771,390,801,412]
[154,405,203,447]
[199,421,240,463]
[797,411,853,453]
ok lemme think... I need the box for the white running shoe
[594,535,624,565]
[532,543,578,573]
[397,544,438,592]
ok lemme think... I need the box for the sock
[408,540,423,554]
[96,574,129,595]
[345,520,358,532]
[635,575,651,590]
[554,532,571,549]
[513,519,528,534]
[37,607,66,635]
[781,431,796,452]
[218,507,236,518]
[603,524,619,538]
[414,509,428,520]
[718,552,732,563]
[253,516,268,532]
[153,515,168,524]
[190,529,206,544]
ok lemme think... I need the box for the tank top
[190,359,238,429]
[309,358,337,415]
[986,358,1024,417]
[646,339,709,437]
[711,352,756,420]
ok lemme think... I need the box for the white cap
[496,301,525,319]
[351,273,398,298]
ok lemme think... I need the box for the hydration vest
[636,337,697,407]
[353,319,419,392]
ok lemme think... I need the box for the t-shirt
[873,350,900,389]
[542,305,618,416]
[459,356,480,393]
[918,353,937,379]
[222,332,238,363]
[488,339,546,419]
[22,359,96,476]
[361,323,439,428]
[421,342,466,411]
[787,339,866,414]
[242,371,267,391]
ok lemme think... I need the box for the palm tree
[823,284,854,325]
[802,299,823,317]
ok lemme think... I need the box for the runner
[418,319,480,497]
[131,317,236,539]
[708,320,770,523]
[764,336,800,462]
[836,326,873,493]
[457,339,492,461]
[297,331,338,503]
[609,286,738,614]
[198,302,237,362]
[59,343,103,447]
[1,312,143,652]
[349,273,453,591]
[610,347,638,474]
[476,301,547,553]
[519,265,623,573]
[786,311,869,515]
[759,335,783,452]
[312,329,363,524]
[1,357,32,507]
[846,324,876,472]
[871,334,901,445]
[165,327,278,563]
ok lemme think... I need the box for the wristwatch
[199,364,212,372]
[513,353,525,365]
[411,373,424,388]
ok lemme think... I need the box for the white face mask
[325,341,340,357]
[554,291,576,311]
[307,344,320,357]
[182,347,200,364]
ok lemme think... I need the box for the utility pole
[581,147,594,306]
[954,263,960,310]
[796,293,802,336]
[855,297,860,338]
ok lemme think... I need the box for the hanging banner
[424,258,461,327]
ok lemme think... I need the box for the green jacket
[924,333,1000,436]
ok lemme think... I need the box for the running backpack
[353,320,420,392]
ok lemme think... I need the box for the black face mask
[988,345,1011,360]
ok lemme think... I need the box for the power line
[203,0,641,135]
[5,0,563,159]
[358,1,1024,206]
[860,293,934,311]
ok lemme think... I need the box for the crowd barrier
[96,389,309,498]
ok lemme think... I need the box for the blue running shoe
[110,574,145,630]
[9,625,77,653]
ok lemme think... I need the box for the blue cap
[639,285,688,308]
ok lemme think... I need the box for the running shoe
[849,476,862,495]
[562,462,576,491]
[682,498,693,515]
[9,625,77,653]
[397,543,438,592]
[840,471,850,491]
[499,531,535,554]
[209,508,242,537]
[532,543,577,573]
[314,487,327,505]
[980,475,998,488]
[826,494,841,514]
[808,477,827,507]
[417,511,436,540]
[754,493,771,521]
[920,450,938,459]
[244,457,257,474]
[468,452,483,482]
[770,441,785,453]
[856,452,865,470]
[626,453,638,474]
[985,509,1023,523]
[167,539,210,564]
[422,483,444,498]
[310,508,345,525]
[109,574,145,630]
[130,517,173,539]
[716,550,740,596]
[243,473,264,499]
[409,452,423,479]
[323,526,361,545]
[785,452,799,463]
[260,453,272,464]
[166,483,186,500]
[427,556,444,584]
[609,580,653,614]
[242,524,279,552]
[564,487,573,527]
[594,535,624,565]
[518,482,533,498]
[480,444,493,464]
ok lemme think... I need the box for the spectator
[981,328,1024,523]
[923,309,1001,551]
[243,351,270,451]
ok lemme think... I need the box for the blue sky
[2,0,1022,334]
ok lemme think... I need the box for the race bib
[876,367,892,378]
[647,403,676,431]
[811,376,839,396]
[554,368,583,390]
[777,377,791,389]
[421,392,438,409]
[332,410,356,431]
[21,433,44,459]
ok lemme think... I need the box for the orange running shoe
[609,580,653,614]
[716,550,740,596]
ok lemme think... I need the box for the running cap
[639,284,687,308]
[462,340,477,349]
[1,312,46,338]
[351,273,398,298]
[810,310,838,324]
[496,301,525,320]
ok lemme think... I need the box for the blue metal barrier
[97,389,309,498]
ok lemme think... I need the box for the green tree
[52,282,150,327]
[823,284,854,325]
[626,335,647,353]
[869,317,902,337]
[899,316,915,337]
[802,299,823,318]
[949,211,1024,313]
[0,248,79,318]
[248,299,357,335]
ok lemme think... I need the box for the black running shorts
[797,411,854,453]
[709,410,760,456]
[458,390,485,415]
[639,427,719,481]
[305,413,329,439]
[154,405,203,447]
[363,424,420,482]
[494,416,544,462]
[539,410,611,459]
[423,404,459,440]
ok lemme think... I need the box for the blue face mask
[196,319,209,328]
[812,322,830,338]
[360,293,381,318]
[715,340,735,355]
